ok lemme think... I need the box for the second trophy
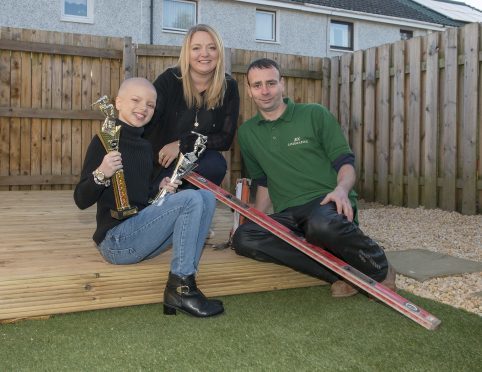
[151,131,208,204]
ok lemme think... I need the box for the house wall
[198,1,429,57]
[0,0,151,43]
[1,0,429,57]
[355,22,425,51]
[196,0,327,56]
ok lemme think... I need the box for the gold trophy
[93,96,138,220]
[151,131,208,205]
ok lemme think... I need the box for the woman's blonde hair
[177,24,226,109]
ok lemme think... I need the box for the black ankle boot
[163,272,224,317]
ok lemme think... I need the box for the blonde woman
[144,24,240,188]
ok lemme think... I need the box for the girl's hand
[159,177,182,193]
[98,151,122,178]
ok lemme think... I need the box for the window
[330,20,353,50]
[163,0,197,32]
[256,10,276,42]
[400,29,414,41]
[61,0,94,24]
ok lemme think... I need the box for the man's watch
[92,169,111,187]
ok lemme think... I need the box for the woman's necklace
[194,108,199,128]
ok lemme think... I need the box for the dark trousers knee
[194,150,227,186]
[303,201,388,282]
[151,150,227,191]
[232,218,339,283]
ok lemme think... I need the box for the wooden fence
[0,24,481,214]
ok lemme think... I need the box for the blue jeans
[98,189,216,276]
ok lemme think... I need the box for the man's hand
[320,186,353,222]
[320,163,356,221]
[98,151,122,178]
[158,141,180,168]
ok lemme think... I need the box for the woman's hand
[159,177,182,193]
[98,151,122,178]
[158,141,180,168]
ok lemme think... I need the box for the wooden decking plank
[0,190,325,321]
[0,271,318,306]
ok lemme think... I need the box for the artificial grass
[0,286,480,371]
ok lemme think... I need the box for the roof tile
[287,0,464,27]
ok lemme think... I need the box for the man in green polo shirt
[232,58,395,297]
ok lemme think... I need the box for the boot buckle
[176,285,190,294]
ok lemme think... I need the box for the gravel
[358,201,482,316]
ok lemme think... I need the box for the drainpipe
[150,0,154,44]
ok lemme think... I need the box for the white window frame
[329,20,354,51]
[60,0,94,24]
[255,9,278,43]
[162,0,197,33]
[400,29,414,41]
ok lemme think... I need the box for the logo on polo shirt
[287,137,309,147]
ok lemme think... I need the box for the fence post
[351,50,363,195]
[407,37,421,208]
[222,47,232,191]
[321,58,330,108]
[392,40,405,206]
[461,23,479,215]
[441,28,457,211]
[123,36,136,80]
[329,56,339,120]
[339,53,351,139]
[363,47,376,201]
[376,44,390,205]
[423,32,440,209]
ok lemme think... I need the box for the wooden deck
[0,191,324,322]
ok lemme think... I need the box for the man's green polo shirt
[238,98,357,213]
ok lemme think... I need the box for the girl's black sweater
[74,120,154,244]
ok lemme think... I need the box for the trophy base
[111,206,138,220]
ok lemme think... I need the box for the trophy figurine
[93,96,138,220]
[151,131,208,205]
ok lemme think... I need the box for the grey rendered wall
[151,0,328,55]
[0,0,151,43]
[149,0,429,57]
[355,22,426,52]
[1,0,428,57]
